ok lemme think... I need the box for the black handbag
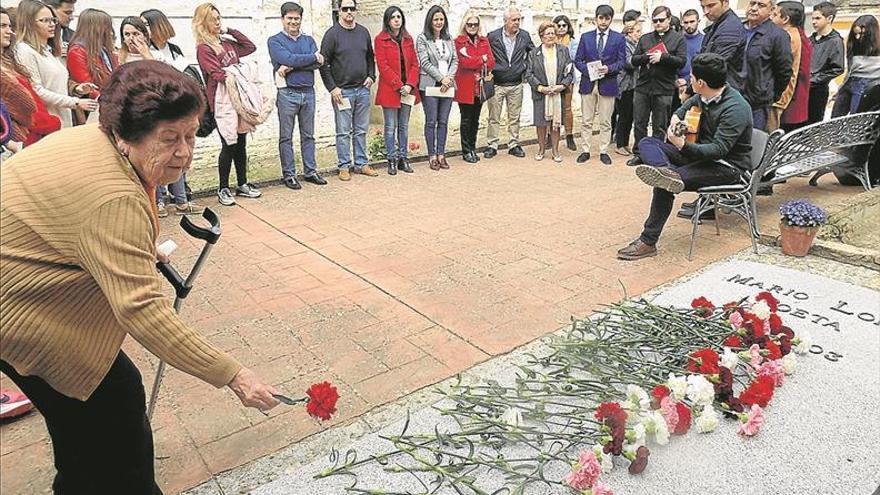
[478,63,494,103]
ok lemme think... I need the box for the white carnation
[642,411,670,445]
[667,373,688,400]
[686,374,716,407]
[794,331,812,355]
[625,384,651,412]
[695,406,720,433]
[782,354,797,375]
[752,300,771,320]
[721,347,740,371]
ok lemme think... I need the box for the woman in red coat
[375,6,420,175]
[454,12,495,163]
[66,8,117,125]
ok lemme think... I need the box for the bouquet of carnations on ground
[565,291,810,494]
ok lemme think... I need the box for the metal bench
[761,111,880,191]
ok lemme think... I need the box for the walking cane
[147,208,222,420]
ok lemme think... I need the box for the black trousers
[637,137,742,246]
[218,133,248,189]
[807,84,830,126]
[459,98,483,154]
[0,353,163,495]
[632,91,673,155]
[615,89,635,148]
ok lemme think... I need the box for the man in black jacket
[807,2,845,125]
[618,53,752,261]
[738,0,793,131]
[485,7,534,159]
[628,6,686,163]
[699,0,744,89]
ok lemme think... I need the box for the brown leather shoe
[616,239,658,260]
[339,168,351,181]
[359,165,379,177]
[635,165,685,194]
[429,156,441,170]
[438,155,450,169]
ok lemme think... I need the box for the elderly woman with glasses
[13,0,97,127]
[1,61,280,493]
[526,21,574,162]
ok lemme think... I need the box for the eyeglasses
[340,6,357,13]
[466,22,479,28]
[541,31,556,37]
[556,23,567,27]
[510,17,522,22]
[36,17,59,25]
[652,17,669,23]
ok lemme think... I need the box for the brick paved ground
[0,148,855,494]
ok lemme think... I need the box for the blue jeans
[637,137,741,245]
[333,86,370,170]
[752,106,770,132]
[156,174,187,206]
[382,105,412,161]
[277,87,317,178]
[421,93,453,155]
[831,77,870,118]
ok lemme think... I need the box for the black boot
[566,134,577,151]
[398,157,414,173]
[387,159,397,175]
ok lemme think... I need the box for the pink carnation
[659,396,680,432]
[729,311,744,329]
[738,404,765,437]
[748,344,763,368]
[565,451,602,490]
[592,480,615,495]
[756,359,786,387]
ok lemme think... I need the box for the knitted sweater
[0,124,241,400]
[15,42,79,128]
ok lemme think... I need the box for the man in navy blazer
[574,4,626,165]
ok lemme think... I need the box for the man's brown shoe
[359,165,379,177]
[339,168,351,181]
[635,165,685,194]
[616,239,658,260]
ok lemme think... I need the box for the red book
[646,41,668,55]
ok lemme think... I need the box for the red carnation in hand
[687,348,720,374]
[305,381,339,421]
[739,375,775,408]
[691,297,715,318]
[673,402,692,435]
[756,292,779,312]
[765,340,782,361]
[723,334,744,348]
[651,385,670,409]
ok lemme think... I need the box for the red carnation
[687,348,720,374]
[779,336,792,356]
[765,340,782,360]
[739,375,775,408]
[723,334,744,348]
[714,366,734,402]
[305,381,339,421]
[628,445,651,474]
[768,313,783,332]
[691,296,715,318]
[595,401,627,423]
[756,292,779,312]
[722,301,740,312]
[673,402,692,435]
[743,312,765,339]
[652,385,670,409]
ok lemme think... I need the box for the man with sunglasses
[320,0,378,181]
[738,0,793,131]
[628,6,686,166]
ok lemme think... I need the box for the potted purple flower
[778,199,827,257]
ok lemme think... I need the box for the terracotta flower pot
[779,222,818,257]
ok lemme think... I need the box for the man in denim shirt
[269,2,327,189]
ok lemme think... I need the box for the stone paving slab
[248,258,880,495]
[0,147,860,494]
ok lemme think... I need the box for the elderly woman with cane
[0,60,279,494]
